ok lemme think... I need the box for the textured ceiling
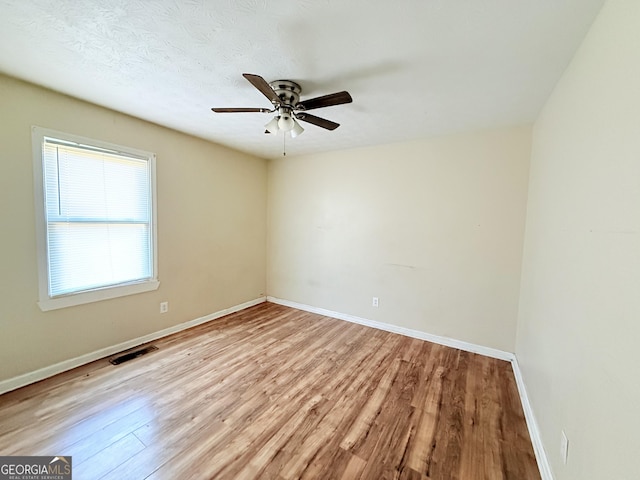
[0,0,604,159]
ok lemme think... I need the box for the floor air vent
[109,345,158,365]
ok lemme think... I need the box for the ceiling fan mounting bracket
[269,80,301,108]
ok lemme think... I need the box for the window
[32,127,159,311]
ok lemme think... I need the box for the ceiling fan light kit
[212,73,352,140]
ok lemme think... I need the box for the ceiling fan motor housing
[269,80,301,109]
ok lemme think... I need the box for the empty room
[0,1,638,479]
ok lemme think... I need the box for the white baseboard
[267,295,553,480]
[267,296,514,361]
[511,358,554,480]
[0,296,266,395]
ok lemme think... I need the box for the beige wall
[516,1,640,478]
[268,127,531,352]
[0,74,267,382]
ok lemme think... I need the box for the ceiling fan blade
[296,91,352,111]
[211,107,271,113]
[243,73,280,105]
[296,113,340,131]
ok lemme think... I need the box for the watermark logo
[0,456,72,480]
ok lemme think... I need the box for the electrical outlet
[372,297,379,307]
[560,430,569,464]
[160,301,169,314]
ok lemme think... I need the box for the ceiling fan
[212,73,353,138]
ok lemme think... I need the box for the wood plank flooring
[0,302,541,479]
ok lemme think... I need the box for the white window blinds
[42,138,154,297]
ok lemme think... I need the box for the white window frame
[32,126,159,311]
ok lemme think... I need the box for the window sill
[37,280,160,312]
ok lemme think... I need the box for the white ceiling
[0,0,604,160]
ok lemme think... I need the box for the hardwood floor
[0,302,540,479]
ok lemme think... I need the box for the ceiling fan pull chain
[283,131,286,156]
